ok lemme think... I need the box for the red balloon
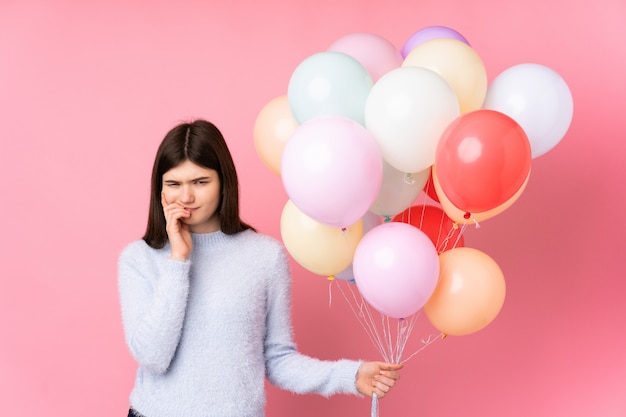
[392,205,464,253]
[435,110,531,213]
[423,170,440,203]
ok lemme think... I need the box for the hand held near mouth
[162,192,193,261]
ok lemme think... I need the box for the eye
[164,182,180,188]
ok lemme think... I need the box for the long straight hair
[142,119,254,248]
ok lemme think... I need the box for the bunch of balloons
[254,26,573,337]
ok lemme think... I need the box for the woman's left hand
[355,361,402,399]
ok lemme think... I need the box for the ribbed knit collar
[191,230,229,248]
[190,229,254,250]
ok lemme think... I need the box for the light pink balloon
[335,211,384,281]
[328,33,403,82]
[353,222,440,318]
[281,116,383,228]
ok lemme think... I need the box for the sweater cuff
[162,257,191,281]
[340,359,365,396]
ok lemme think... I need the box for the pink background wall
[1,0,624,416]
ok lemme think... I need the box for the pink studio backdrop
[1,1,624,416]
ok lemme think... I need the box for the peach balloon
[402,38,487,114]
[280,199,363,277]
[432,165,531,225]
[253,95,298,176]
[424,247,506,336]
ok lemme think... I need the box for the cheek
[162,188,178,204]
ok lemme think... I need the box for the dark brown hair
[142,119,254,248]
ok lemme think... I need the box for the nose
[179,185,194,204]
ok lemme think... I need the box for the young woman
[118,119,401,417]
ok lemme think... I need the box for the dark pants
[128,409,142,417]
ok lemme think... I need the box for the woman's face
[162,160,221,234]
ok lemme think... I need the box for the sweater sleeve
[118,242,191,374]
[263,245,363,397]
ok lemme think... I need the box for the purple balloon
[401,26,470,58]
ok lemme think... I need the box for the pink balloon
[353,222,440,318]
[281,116,383,228]
[401,26,469,58]
[328,33,403,82]
[335,211,384,281]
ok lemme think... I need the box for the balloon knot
[327,275,335,281]
[441,333,447,339]
[341,227,347,232]
[384,216,391,223]
[452,222,459,230]
[463,212,471,219]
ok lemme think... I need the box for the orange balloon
[253,95,298,176]
[432,165,531,225]
[424,247,506,336]
[280,200,363,277]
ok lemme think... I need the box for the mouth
[183,207,197,213]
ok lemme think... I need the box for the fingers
[161,193,190,226]
[373,370,399,399]
[376,362,402,397]
[372,380,391,399]
[160,193,193,260]
[379,361,403,371]
[366,361,403,372]
[356,361,403,399]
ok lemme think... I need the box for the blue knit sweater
[118,229,362,417]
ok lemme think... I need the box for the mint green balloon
[288,51,373,125]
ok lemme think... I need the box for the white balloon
[365,66,460,173]
[369,161,430,218]
[483,63,573,158]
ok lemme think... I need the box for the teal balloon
[287,51,373,125]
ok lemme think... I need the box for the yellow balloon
[253,95,298,176]
[432,165,531,225]
[424,247,506,336]
[280,200,363,277]
[402,38,487,114]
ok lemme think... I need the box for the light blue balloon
[287,51,373,125]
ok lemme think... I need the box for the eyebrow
[163,176,212,184]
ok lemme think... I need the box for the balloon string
[335,280,440,365]
[335,281,389,361]
[353,285,391,361]
[371,393,379,417]
[327,277,334,307]
[395,314,419,362]
[437,224,463,253]
[401,333,443,364]
[451,223,468,249]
